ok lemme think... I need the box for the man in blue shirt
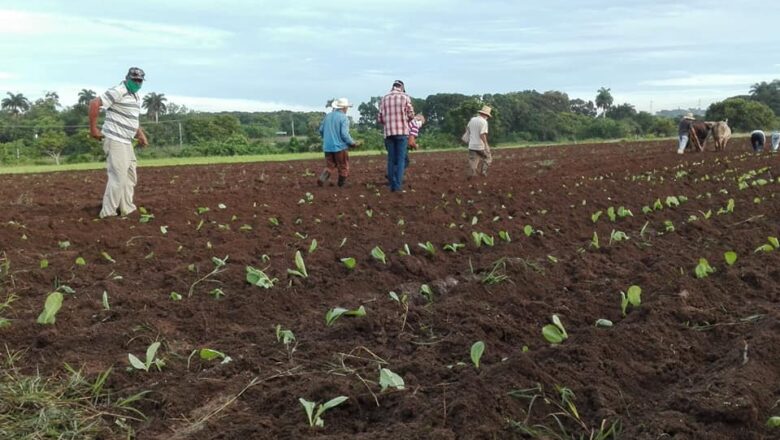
[318,98,357,187]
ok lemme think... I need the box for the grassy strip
[0,135,688,175]
[0,350,146,439]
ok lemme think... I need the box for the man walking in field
[89,67,148,218]
[318,98,357,187]
[676,112,695,154]
[464,106,493,177]
[378,80,415,192]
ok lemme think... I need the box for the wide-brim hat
[332,97,353,109]
[683,112,694,120]
[478,106,492,118]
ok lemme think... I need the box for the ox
[710,120,731,151]
[686,121,712,152]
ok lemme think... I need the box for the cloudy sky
[2,0,779,114]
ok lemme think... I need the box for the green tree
[77,89,97,108]
[608,103,637,120]
[705,98,775,132]
[749,80,780,116]
[570,98,597,117]
[36,130,67,165]
[1,92,31,117]
[357,96,381,129]
[142,92,167,123]
[595,87,613,118]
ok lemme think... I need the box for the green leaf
[595,319,613,328]
[470,341,485,369]
[767,416,780,428]
[36,291,64,324]
[769,236,779,249]
[320,396,348,412]
[607,206,616,222]
[308,239,318,254]
[591,210,602,223]
[620,292,629,316]
[39,259,49,269]
[626,285,641,307]
[299,398,316,427]
[724,251,737,266]
[294,250,308,277]
[169,292,182,301]
[199,348,225,361]
[146,342,161,367]
[379,368,405,391]
[325,307,348,326]
[75,257,86,266]
[551,314,568,338]
[371,246,386,264]
[128,353,147,371]
[523,225,534,237]
[542,324,565,344]
[340,257,356,269]
[246,266,276,288]
[102,291,110,310]
[345,305,367,318]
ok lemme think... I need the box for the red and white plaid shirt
[378,88,414,137]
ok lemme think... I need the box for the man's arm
[88,98,103,140]
[135,127,148,147]
[340,116,356,147]
[480,133,489,149]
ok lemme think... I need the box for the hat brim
[478,111,491,118]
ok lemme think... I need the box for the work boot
[317,170,330,187]
[337,176,346,187]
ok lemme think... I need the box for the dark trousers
[751,133,765,152]
[385,135,408,192]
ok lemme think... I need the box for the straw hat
[478,106,492,118]
[683,112,694,120]
[331,97,353,109]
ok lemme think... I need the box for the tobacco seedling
[365,209,373,218]
[724,251,737,266]
[340,257,356,270]
[246,266,277,288]
[595,319,613,328]
[189,255,228,297]
[75,257,86,266]
[609,230,629,245]
[58,240,71,249]
[275,324,296,346]
[287,250,308,278]
[102,291,110,310]
[420,284,434,303]
[607,206,616,222]
[325,305,366,326]
[209,288,225,299]
[694,258,715,279]
[398,243,412,256]
[754,236,779,253]
[379,368,405,392]
[499,230,511,242]
[620,285,642,316]
[308,239,318,254]
[268,217,280,226]
[470,341,485,369]
[299,396,348,428]
[389,291,410,332]
[590,231,599,249]
[523,225,535,237]
[199,348,232,364]
[170,292,182,301]
[767,416,780,428]
[542,314,568,344]
[196,207,210,215]
[128,342,165,372]
[443,242,465,253]
[665,196,680,208]
[101,252,116,263]
[591,210,603,223]
[663,220,675,232]
[418,241,436,256]
[617,206,633,218]
[40,259,48,269]
[371,246,387,264]
[36,291,64,325]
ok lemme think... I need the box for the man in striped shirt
[378,80,415,192]
[89,67,148,218]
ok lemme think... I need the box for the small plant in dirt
[606,206,616,222]
[138,207,154,223]
[209,288,225,299]
[325,305,366,326]
[542,315,568,344]
[754,236,779,253]
[620,285,642,317]
[102,291,110,310]
[523,225,537,237]
[101,252,115,263]
[595,319,613,328]
[470,341,485,369]
[340,257,356,270]
[299,396,348,428]
[379,368,405,392]
[246,266,277,288]
[724,251,737,266]
[443,242,465,253]
[36,291,64,325]
[471,232,494,247]
[768,416,780,428]
[308,239,318,254]
[75,257,86,266]
[481,258,510,285]
[663,220,675,233]
[276,324,296,346]
[617,206,633,218]
[58,240,71,249]
[371,246,387,264]
[418,241,436,256]
[287,251,308,278]
[591,210,603,223]
[590,231,600,249]
[189,256,228,297]
[608,230,629,245]
[128,342,165,372]
[389,291,410,332]
[169,292,182,301]
[499,230,511,242]
[694,258,715,279]
[198,348,232,364]
[420,284,434,303]
[398,243,412,256]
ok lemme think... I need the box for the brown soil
[0,139,778,440]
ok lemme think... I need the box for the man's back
[379,90,413,137]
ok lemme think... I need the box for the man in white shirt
[89,67,148,218]
[463,106,492,177]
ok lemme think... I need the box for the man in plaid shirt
[378,80,415,192]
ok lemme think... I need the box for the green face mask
[126,79,142,93]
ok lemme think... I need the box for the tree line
[2,81,779,165]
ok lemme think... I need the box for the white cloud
[0,71,14,80]
[640,74,775,87]
[165,94,322,113]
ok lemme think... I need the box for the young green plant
[299,396,348,428]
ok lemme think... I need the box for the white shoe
[676,150,684,155]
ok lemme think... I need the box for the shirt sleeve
[319,118,325,137]
[406,98,415,121]
[100,87,123,110]
[480,119,489,135]
[340,115,355,146]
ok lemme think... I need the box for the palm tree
[1,92,31,117]
[142,92,167,123]
[595,87,613,118]
[77,89,97,107]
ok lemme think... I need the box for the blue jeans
[385,135,408,191]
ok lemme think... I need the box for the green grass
[0,349,147,439]
[0,134,686,175]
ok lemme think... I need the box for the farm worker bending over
[318,98,357,187]
[89,67,148,219]
[750,129,766,153]
[771,130,780,153]
[405,114,426,171]
[463,106,493,177]
[378,80,415,192]
[677,112,695,154]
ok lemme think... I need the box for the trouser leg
[100,139,129,218]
